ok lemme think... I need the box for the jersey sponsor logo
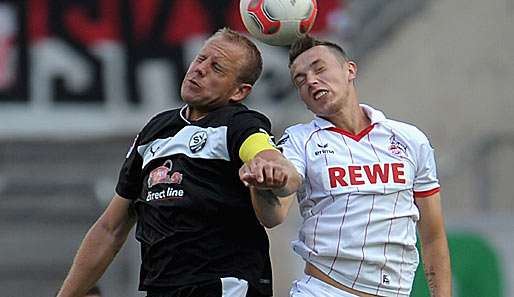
[146,187,184,201]
[147,160,183,188]
[388,135,407,155]
[327,162,406,188]
[189,130,208,153]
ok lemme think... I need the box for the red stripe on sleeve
[414,187,440,198]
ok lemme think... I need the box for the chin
[180,90,195,103]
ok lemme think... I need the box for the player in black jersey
[56,28,301,297]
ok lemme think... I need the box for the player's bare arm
[57,194,136,297]
[239,149,301,228]
[416,192,452,297]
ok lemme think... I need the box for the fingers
[239,164,255,186]
[239,157,289,189]
[263,164,287,187]
[246,157,265,183]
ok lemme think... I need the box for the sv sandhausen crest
[189,130,208,153]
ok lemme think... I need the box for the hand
[239,156,289,192]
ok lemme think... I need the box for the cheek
[299,91,315,108]
[298,91,309,104]
[298,86,309,99]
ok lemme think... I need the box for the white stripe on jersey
[221,277,249,297]
[291,276,359,297]
[138,125,230,168]
[280,104,439,297]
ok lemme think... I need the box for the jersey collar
[313,104,387,141]
[313,104,387,129]
[361,104,387,124]
[179,105,190,124]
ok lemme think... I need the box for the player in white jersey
[239,35,451,297]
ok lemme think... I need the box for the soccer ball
[240,0,318,46]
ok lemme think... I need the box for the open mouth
[313,89,329,100]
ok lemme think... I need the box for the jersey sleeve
[277,127,306,179]
[115,133,144,200]
[413,140,440,198]
[227,110,274,162]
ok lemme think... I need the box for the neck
[323,97,370,134]
[186,106,208,121]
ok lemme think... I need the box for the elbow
[261,220,280,229]
[260,214,286,229]
[95,219,130,249]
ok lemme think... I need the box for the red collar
[325,124,376,142]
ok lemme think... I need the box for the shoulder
[225,104,272,127]
[284,120,318,138]
[220,103,248,115]
[210,104,265,121]
[231,104,269,120]
[138,108,180,141]
[146,108,180,125]
[380,118,431,145]
[278,120,318,146]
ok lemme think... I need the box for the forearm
[240,149,301,228]
[250,187,294,228]
[421,234,452,297]
[57,220,132,297]
[416,193,452,297]
[271,169,302,197]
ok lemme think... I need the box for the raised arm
[56,194,136,297]
[416,192,452,297]
[239,149,302,228]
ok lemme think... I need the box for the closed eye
[212,63,223,73]
[294,74,306,87]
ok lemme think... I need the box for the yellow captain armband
[239,132,279,163]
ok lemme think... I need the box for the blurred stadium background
[1,0,513,296]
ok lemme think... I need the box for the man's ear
[229,83,253,103]
[347,61,357,82]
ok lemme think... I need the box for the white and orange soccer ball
[240,0,318,46]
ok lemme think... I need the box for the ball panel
[240,0,318,46]
[299,0,317,34]
[247,0,282,35]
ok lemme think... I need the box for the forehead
[291,46,339,73]
[199,37,245,62]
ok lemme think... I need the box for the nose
[306,73,319,92]
[194,60,208,77]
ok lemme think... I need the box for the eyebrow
[197,52,230,70]
[214,59,230,72]
[293,59,324,80]
[310,59,324,68]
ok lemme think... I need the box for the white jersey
[279,104,440,297]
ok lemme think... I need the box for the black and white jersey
[116,104,273,296]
